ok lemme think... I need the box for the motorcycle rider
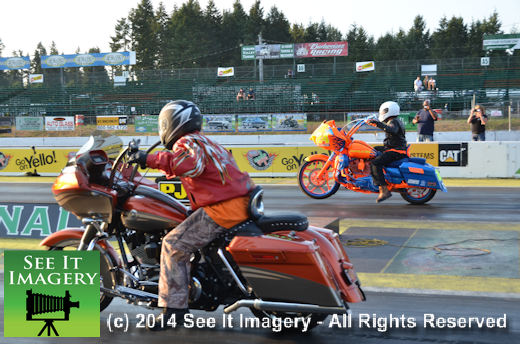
[127,100,255,330]
[367,101,408,203]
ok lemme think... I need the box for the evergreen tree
[31,42,47,74]
[289,23,306,43]
[202,0,223,66]
[345,24,374,62]
[220,0,248,66]
[154,2,171,68]
[264,6,291,44]
[0,38,4,57]
[244,0,265,45]
[431,16,468,59]
[110,17,132,52]
[405,15,430,60]
[129,0,158,69]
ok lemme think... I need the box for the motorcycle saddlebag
[227,234,343,307]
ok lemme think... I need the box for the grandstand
[0,56,519,119]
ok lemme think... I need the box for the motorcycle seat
[256,213,309,233]
[387,157,426,167]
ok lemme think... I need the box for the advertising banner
[272,114,307,131]
[294,42,348,58]
[41,51,136,69]
[15,117,44,131]
[0,56,30,70]
[483,34,520,50]
[0,148,75,174]
[135,115,158,133]
[241,46,256,60]
[29,74,44,83]
[356,61,375,72]
[0,117,13,133]
[237,114,271,132]
[491,110,502,117]
[45,116,74,131]
[217,67,235,77]
[203,115,236,133]
[96,116,128,130]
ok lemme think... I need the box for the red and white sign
[218,67,235,77]
[356,61,375,72]
[29,74,44,83]
[45,116,75,131]
[294,41,348,58]
[491,110,502,117]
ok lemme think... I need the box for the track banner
[41,51,136,69]
[217,67,235,77]
[96,116,128,130]
[45,117,74,131]
[0,56,30,70]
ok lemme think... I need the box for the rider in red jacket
[128,100,254,330]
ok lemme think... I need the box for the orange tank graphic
[347,141,376,159]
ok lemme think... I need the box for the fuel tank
[347,140,377,159]
[121,185,188,232]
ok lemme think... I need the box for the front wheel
[249,308,328,332]
[400,187,437,205]
[298,159,339,199]
[47,240,116,311]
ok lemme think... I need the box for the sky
[1,0,519,58]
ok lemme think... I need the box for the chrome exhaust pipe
[224,299,350,315]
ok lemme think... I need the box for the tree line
[0,0,515,77]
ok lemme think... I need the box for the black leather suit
[370,117,408,187]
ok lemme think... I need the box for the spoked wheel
[400,187,437,205]
[249,308,328,332]
[298,159,339,199]
[47,241,116,311]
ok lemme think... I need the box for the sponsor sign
[481,57,490,66]
[483,34,520,50]
[272,113,307,131]
[279,44,295,58]
[241,45,256,60]
[356,61,375,72]
[203,115,235,133]
[96,116,128,130]
[237,114,271,132]
[297,64,305,72]
[29,74,44,83]
[0,116,13,133]
[16,117,44,131]
[158,180,189,204]
[217,67,235,77]
[491,110,502,117]
[409,143,438,166]
[438,143,468,167]
[134,115,158,133]
[0,56,30,70]
[45,117,74,131]
[0,204,83,238]
[41,51,136,69]
[4,251,100,337]
[294,41,348,58]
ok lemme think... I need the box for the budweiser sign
[294,41,348,58]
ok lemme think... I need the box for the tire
[249,308,328,332]
[400,187,437,205]
[298,159,339,199]
[47,240,116,311]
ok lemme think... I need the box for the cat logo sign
[438,143,468,166]
[158,181,189,203]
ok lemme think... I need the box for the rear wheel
[298,159,339,199]
[400,187,436,205]
[249,308,328,332]
[47,240,116,311]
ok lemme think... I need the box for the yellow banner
[408,143,438,166]
[96,117,120,126]
[0,148,75,173]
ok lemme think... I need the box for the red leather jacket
[146,132,254,210]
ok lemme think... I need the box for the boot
[376,185,392,203]
[147,307,189,331]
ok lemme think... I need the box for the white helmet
[379,101,400,122]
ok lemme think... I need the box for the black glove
[127,151,148,169]
[128,139,141,154]
[367,119,383,128]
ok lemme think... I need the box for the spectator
[247,87,255,100]
[423,76,429,89]
[311,93,319,105]
[428,77,436,90]
[414,76,423,93]
[467,104,488,141]
[412,100,438,142]
[236,88,246,101]
[287,68,293,78]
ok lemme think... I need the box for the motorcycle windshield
[76,130,123,159]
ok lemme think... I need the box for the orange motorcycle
[298,116,447,204]
[40,130,365,331]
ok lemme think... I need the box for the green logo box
[4,251,100,337]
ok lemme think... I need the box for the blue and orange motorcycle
[298,116,447,204]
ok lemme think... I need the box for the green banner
[241,46,256,60]
[15,117,44,131]
[135,115,158,133]
[483,34,520,50]
[399,112,418,131]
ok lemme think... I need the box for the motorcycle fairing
[399,162,447,192]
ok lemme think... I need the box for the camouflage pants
[159,207,227,309]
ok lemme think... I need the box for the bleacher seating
[1,57,519,117]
